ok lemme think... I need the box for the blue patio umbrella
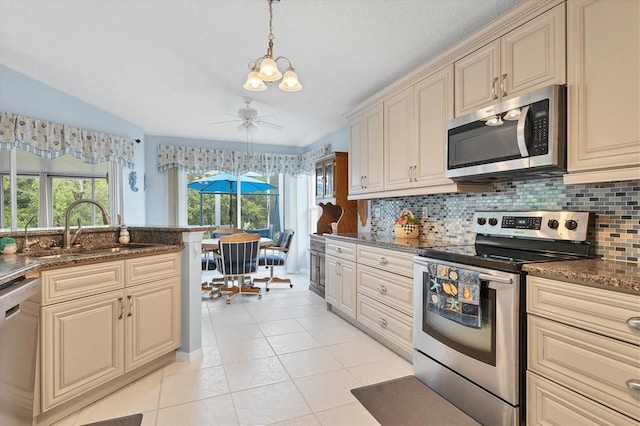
[188,173,276,227]
[188,173,276,194]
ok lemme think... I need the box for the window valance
[157,143,330,177]
[0,110,136,168]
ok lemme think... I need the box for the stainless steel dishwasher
[0,276,41,425]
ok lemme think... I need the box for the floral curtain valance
[0,111,136,168]
[157,143,331,177]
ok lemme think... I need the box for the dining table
[201,236,273,271]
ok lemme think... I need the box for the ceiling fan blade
[209,119,242,125]
[256,120,283,130]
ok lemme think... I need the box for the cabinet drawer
[527,276,640,345]
[357,245,414,277]
[309,236,325,252]
[357,265,413,316]
[325,240,356,262]
[528,315,640,421]
[42,261,125,305]
[527,371,637,426]
[126,253,181,287]
[357,294,413,356]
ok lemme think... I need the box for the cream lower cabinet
[325,240,357,319]
[564,0,640,184]
[526,275,640,424]
[40,253,181,412]
[455,3,566,116]
[356,244,414,358]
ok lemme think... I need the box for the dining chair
[253,229,295,291]
[212,233,261,304]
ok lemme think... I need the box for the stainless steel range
[413,210,592,426]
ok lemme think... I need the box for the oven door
[413,256,520,405]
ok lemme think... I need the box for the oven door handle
[479,273,513,285]
[516,105,530,158]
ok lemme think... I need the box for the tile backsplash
[370,178,639,264]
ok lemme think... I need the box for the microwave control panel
[473,210,590,241]
[530,99,549,156]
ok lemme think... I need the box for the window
[0,148,116,229]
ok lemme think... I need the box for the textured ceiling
[0,0,523,148]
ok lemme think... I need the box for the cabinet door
[325,256,339,306]
[125,277,181,371]
[41,291,124,411]
[338,260,357,319]
[566,0,640,180]
[318,251,326,295]
[414,65,455,187]
[455,40,500,116]
[363,104,384,192]
[501,3,566,99]
[315,163,324,198]
[384,87,414,190]
[348,118,364,195]
[309,250,318,288]
[324,160,334,198]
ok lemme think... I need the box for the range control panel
[472,211,590,241]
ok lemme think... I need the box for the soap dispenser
[119,220,130,244]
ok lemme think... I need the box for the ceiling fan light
[279,68,302,92]
[257,57,282,81]
[243,70,267,91]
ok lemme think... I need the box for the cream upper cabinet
[564,0,640,184]
[348,103,384,195]
[413,65,455,187]
[455,3,566,116]
[384,87,414,190]
[384,66,458,191]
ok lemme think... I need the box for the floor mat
[351,376,479,426]
[81,413,143,426]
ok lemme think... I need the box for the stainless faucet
[63,199,111,249]
[22,216,39,253]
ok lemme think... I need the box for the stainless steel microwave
[445,85,566,180]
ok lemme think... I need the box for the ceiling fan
[209,96,282,132]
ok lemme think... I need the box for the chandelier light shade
[244,0,301,92]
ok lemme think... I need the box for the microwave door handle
[516,105,530,157]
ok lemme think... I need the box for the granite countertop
[523,258,640,295]
[323,232,459,254]
[0,243,182,286]
[324,233,640,295]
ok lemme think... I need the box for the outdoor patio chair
[253,229,294,291]
[212,233,261,304]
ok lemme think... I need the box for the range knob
[488,218,498,226]
[477,217,487,225]
[565,219,578,231]
[547,219,559,229]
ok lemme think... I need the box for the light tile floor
[53,272,413,426]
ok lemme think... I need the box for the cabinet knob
[127,295,133,317]
[335,247,342,253]
[377,285,387,293]
[377,318,388,327]
[626,317,640,330]
[491,77,499,100]
[378,257,388,265]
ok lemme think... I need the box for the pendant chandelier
[244,0,302,92]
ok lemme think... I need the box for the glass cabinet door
[315,164,324,198]
[324,161,334,198]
